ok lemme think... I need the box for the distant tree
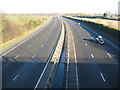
[103,13,108,18]
[103,11,110,18]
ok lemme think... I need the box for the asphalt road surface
[2,16,61,88]
[62,17,118,88]
[2,16,119,88]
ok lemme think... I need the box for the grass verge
[0,14,52,48]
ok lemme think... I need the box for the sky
[0,0,119,14]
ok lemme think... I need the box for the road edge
[34,22,65,89]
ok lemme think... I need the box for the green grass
[0,14,51,48]
[67,16,119,31]
[0,14,2,30]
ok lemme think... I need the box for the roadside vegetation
[67,16,119,31]
[77,18,118,30]
[0,14,51,48]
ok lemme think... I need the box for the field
[68,16,119,30]
[0,14,51,47]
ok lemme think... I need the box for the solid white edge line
[34,21,63,89]
[34,50,53,89]
[13,74,19,81]
[100,73,106,82]
[45,62,56,88]
[2,18,52,56]
[45,21,64,88]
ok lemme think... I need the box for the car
[77,23,80,25]
[96,36,105,45]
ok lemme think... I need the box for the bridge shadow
[2,61,46,88]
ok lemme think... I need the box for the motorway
[63,17,118,88]
[2,16,119,88]
[2,16,61,88]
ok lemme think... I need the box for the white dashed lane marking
[100,73,106,82]
[13,74,19,81]
[91,54,94,58]
[28,45,31,47]
[107,53,111,57]
[91,37,94,39]
[85,43,88,46]
[32,55,35,58]
[68,48,70,52]
[41,45,44,47]
[14,55,19,59]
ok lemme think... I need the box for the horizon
[0,0,119,14]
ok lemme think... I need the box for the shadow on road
[83,38,96,43]
[2,61,46,88]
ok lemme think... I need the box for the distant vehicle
[96,36,105,45]
[77,23,80,25]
